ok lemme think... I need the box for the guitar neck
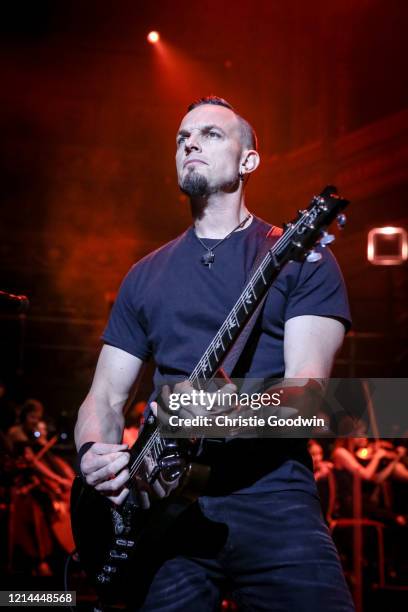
[188,229,291,387]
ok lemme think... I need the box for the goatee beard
[180,171,210,197]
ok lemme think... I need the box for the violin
[355,440,405,462]
[23,434,75,553]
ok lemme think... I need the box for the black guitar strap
[220,224,283,379]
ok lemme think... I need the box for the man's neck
[191,192,251,239]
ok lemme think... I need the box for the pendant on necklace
[201,251,215,268]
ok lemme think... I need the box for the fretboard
[188,230,289,387]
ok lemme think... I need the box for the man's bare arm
[75,344,144,448]
[272,315,346,419]
[284,315,345,379]
[74,344,145,504]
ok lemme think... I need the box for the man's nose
[185,132,201,153]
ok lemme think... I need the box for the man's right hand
[80,442,130,505]
[134,441,188,509]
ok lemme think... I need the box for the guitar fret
[215,333,225,351]
[201,354,210,378]
[236,303,245,322]
[250,280,257,299]
[227,313,237,330]
[211,343,220,366]
[243,288,252,305]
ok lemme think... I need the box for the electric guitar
[71,185,349,607]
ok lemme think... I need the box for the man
[75,96,354,610]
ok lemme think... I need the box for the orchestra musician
[332,437,407,523]
[7,411,75,575]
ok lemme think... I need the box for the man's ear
[240,150,260,177]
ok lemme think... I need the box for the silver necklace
[193,214,252,268]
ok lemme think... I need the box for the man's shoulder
[251,215,275,233]
[127,228,191,277]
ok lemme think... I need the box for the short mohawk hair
[187,95,257,151]
[187,95,233,113]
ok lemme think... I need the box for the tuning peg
[306,250,322,263]
[337,213,347,229]
[320,231,335,246]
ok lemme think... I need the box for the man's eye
[208,131,220,138]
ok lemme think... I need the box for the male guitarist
[75,96,354,610]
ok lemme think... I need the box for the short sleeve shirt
[102,215,351,494]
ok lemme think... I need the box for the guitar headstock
[280,185,350,263]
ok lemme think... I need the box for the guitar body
[50,495,76,553]
[70,462,226,607]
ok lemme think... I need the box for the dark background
[0,0,407,429]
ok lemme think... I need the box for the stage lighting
[367,226,408,265]
[147,31,160,44]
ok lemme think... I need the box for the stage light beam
[147,31,160,44]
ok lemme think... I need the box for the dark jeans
[136,488,355,612]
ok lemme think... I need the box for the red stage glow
[147,31,160,44]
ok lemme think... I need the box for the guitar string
[128,431,163,480]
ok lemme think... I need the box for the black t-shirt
[103,216,351,495]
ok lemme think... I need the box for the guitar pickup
[115,538,135,548]
[109,550,128,560]
[103,565,117,574]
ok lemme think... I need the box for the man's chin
[180,172,209,197]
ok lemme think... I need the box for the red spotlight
[147,31,160,44]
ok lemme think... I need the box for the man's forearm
[263,377,324,419]
[74,392,125,451]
